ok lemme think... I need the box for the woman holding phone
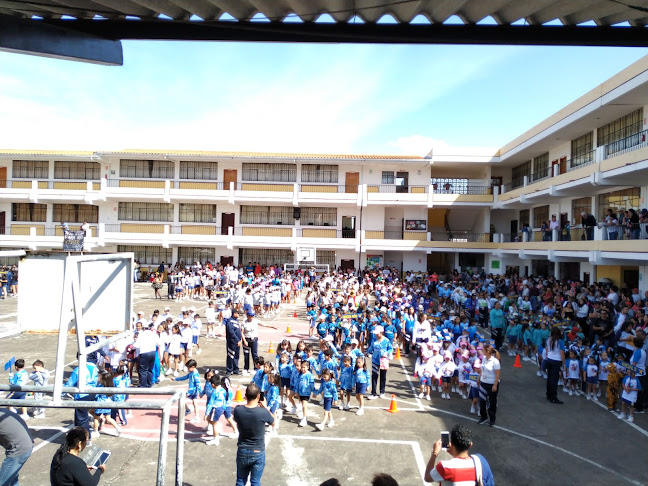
[50,426,106,486]
[477,344,501,427]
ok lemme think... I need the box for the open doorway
[342,216,356,238]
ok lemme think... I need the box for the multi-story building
[1,55,648,290]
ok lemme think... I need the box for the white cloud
[389,135,498,157]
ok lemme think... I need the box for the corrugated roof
[0,150,95,157]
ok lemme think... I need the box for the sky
[1,39,647,156]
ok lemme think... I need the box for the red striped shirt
[430,456,477,485]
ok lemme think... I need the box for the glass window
[119,159,174,178]
[242,163,296,182]
[571,197,591,221]
[179,161,218,180]
[239,248,294,267]
[117,245,172,265]
[118,202,174,222]
[54,161,100,180]
[240,206,294,225]
[179,204,217,223]
[178,247,214,265]
[571,132,594,167]
[12,160,48,179]
[532,153,549,181]
[519,209,530,227]
[301,207,337,226]
[11,203,46,222]
[301,164,339,183]
[511,161,531,188]
[53,204,98,223]
[597,108,643,146]
[598,188,641,217]
[381,171,394,184]
[318,250,336,269]
[533,205,549,229]
[430,178,469,193]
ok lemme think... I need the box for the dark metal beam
[0,13,123,65]
[39,18,648,47]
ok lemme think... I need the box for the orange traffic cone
[268,342,275,354]
[293,311,297,318]
[395,347,401,360]
[513,354,522,368]
[234,386,245,403]
[387,394,399,413]
[286,323,292,334]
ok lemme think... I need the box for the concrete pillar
[552,229,558,242]
[554,261,560,280]
[453,253,460,272]
[522,232,528,243]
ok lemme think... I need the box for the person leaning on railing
[580,212,597,240]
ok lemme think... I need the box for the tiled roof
[0,150,95,156]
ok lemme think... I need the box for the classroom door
[0,167,6,188]
[345,172,359,193]
[221,213,234,235]
[224,169,237,189]
[341,259,355,271]
[220,256,234,266]
[559,157,567,175]
[396,171,409,193]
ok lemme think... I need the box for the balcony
[0,180,101,203]
[0,224,99,249]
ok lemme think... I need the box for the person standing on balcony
[604,209,619,240]
[628,209,641,239]
[549,215,560,240]
[581,212,597,240]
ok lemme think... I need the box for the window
[533,205,549,229]
[11,203,46,222]
[318,250,336,269]
[381,171,394,184]
[239,248,294,267]
[240,206,294,225]
[53,204,98,223]
[571,197,591,221]
[178,247,214,265]
[597,108,643,146]
[519,209,530,227]
[301,164,339,183]
[118,202,173,222]
[179,161,218,180]
[571,132,593,167]
[117,245,172,265]
[301,207,337,226]
[532,153,549,181]
[119,159,174,179]
[511,161,531,188]
[54,161,100,180]
[179,204,217,223]
[12,160,48,179]
[598,188,641,218]
[242,163,296,182]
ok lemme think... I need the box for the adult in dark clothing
[50,427,104,486]
[0,409,33,486]
[580,212,597,240]
[233,384,274,486]
[226,309,242,376]
[545,327,566,404]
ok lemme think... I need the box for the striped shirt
[430,456,477,485]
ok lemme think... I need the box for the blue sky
[0,41,646,155]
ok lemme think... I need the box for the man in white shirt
[136,325,159,388]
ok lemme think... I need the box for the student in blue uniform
[171,359,201,424]
[297,361,315,428]
[352,357,370,416]
[315,369,338,430]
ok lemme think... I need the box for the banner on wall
[405,219,427,231]
[366,255,383,269]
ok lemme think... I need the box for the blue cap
[247,310,255,316]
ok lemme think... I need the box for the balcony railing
[107,179,166,188]
[173,180,223,190]
[567,150,596,171]
[530,168,550,183]
[236,182,293,192]
[501,178,524,193]
[431,184,491,195]
[0,179,100,190]
[367,185,428,194]
[430,232,490,243]
[604,129,648,159]
[299,184,356,194]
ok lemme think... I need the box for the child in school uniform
[457,352,473,400]
[287,355,302,416]
[584,355,599,401]
[338,355,354,411]
[200,369,217,434]
[439,352,457,400]
[111,364,130,426]
[266,373,281,433]
[297,361,315,427]
[597,352,610,400]
[352,357,370,415]
[28,360,49,419]
[565,350,581,396]
[278,353,292,408]
[204,376,238,445]
[315,369,338,430]
[91,370,122,438]
[618,367,642,423]
[171,359,201,423]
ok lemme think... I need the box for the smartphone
[92,451,111,469]
[441,431,450,450]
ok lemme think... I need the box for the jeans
[139,351,156,388]
[74,394,94,432]
[236,449,265,486]
[0,451,32,486]
[479,382,499,424]
[546,359,562,401]
[243,338,259,371]
[371,362,387,396]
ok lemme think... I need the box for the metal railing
[431,184,491,195]
[368,185,428,194]
[567,150,596,171]
[604,129,648,159]
[530,167,550,183]
[107,178,166,188]
[169,225,223,235]
[429,232,489,243]
[297,229,355,239]
[104,224,121,232]
[236,181,293,191]
[501,178,524,193]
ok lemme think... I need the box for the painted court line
[426,405,644,486]
[588,394,648,438]
[399,357,425,411]
[31,426,72,453]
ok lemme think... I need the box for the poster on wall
[366,255,383,269]
[491,260,500,269]
[405,220,427,231]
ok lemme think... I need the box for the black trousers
[243,338,259,371]
[491,327,504,350]
[546,359,562,401]
[227,343,240,373]
[371,362,387,396]
[479,382,499,424]
[139,351,156,388]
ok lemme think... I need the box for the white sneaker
[315,423,324,431]
[319,399,324,406]
[418,392,424,399]
[190,416,200,424]
[522,357,530,362]
[33,412,45,419]
[296,411,304,419]
[618,413,626,420]
[196,349,202,355]
[379,394,386,399]
[174,371,179,377]
[426,395,431,401]
[446,394,451,400]
[158,375,166,382]
[627,415,634,423]
[366,395,378,400]
[327,419,335,428]
[562,387,569,393]
[542,372,547,379]
[20,414,30,421]
[536,370,542,377]
[586,394,590,400]
[344,404,350,411]
[276,409,283,420]
[290,406,297,415]
[91,431,100,439]
[596,390,601,398]
[165,369,174,376]
[298,418,307,427]
[470,404,475,414]
[338,403,344,410]
[451,386,456,393]
[569,390,573,396]
[356,408,364,416]
[205,437,220,446]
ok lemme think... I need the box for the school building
[1,55,648,290]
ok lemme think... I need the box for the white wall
[403,251,426,272]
